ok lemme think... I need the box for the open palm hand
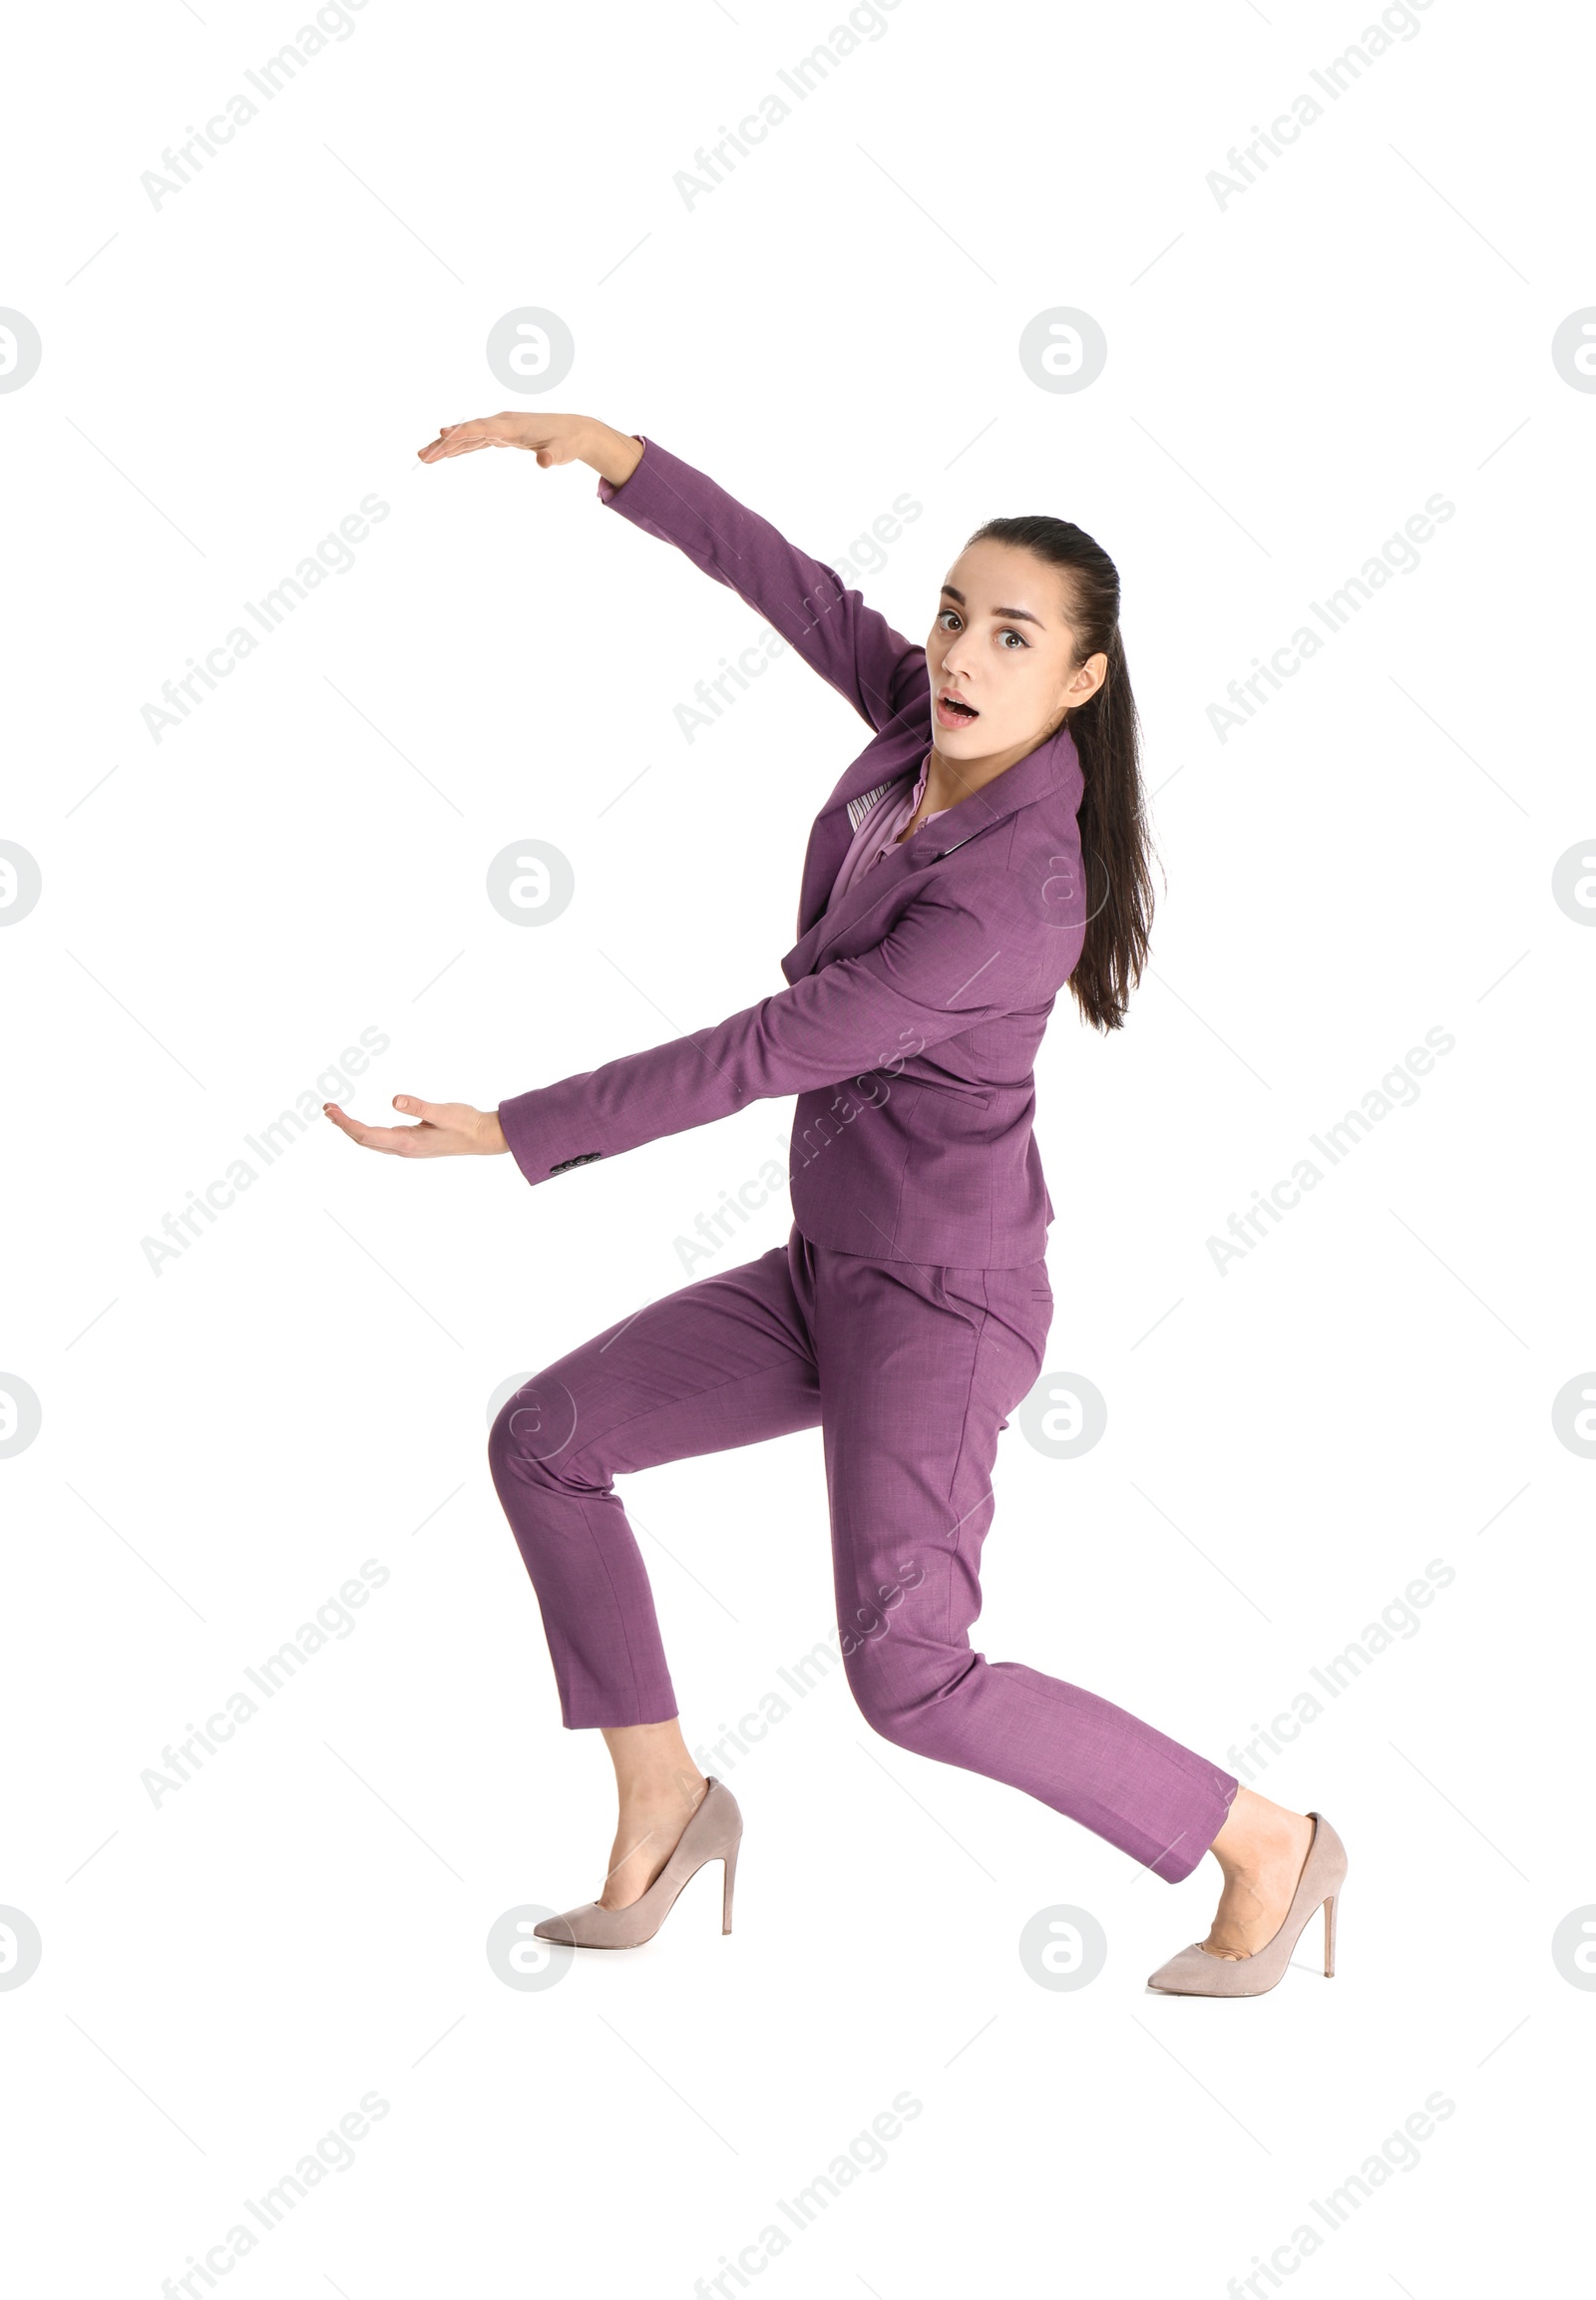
[323,1095,507,1158]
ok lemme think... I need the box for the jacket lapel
[789,718,927,944]
[780,718,1082,985]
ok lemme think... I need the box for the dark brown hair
[965,514,1155,1031]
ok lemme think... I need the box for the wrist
[583,421,645,488]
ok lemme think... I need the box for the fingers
[322,1095,482,1158]
[322,1099,431,1154]
[417,413,523,462]
[417,420,483,462]
[417,412,578,464]
[416,427,480,463]
[322,1103,413,1154]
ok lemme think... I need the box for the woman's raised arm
[417,412,927,734]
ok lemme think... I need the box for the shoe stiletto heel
[533,1778,744,1951]
[1146,1812,1348,1998]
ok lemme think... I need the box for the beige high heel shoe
[532,1777,743,1950]
[1146,1811,1347,1997]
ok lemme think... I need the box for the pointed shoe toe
[1146,1811,1348,1999]
[1146,1940,1267,1997]
[533,1900,644,1950]
[532,1777,743,1952]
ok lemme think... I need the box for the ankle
[1211,1792,1312,1883]
[614,1767,708,1818]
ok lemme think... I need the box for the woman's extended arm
[493,866,1074,1187]
[324,861,1079,1172]
[416,411,927,733]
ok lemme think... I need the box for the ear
[1068,651,1108,706]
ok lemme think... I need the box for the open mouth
[936,689,980,727]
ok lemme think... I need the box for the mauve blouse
[825,749,952,911]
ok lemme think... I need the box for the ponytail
[965,516,1154,1030]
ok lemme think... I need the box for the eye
[937,607,962,630]
[998,627,1029,649]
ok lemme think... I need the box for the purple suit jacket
[497,438,1090,1267]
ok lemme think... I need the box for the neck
[925,718,1062,812]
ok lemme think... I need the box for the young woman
[326,412,1347,1996]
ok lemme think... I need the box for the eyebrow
[940,582,1045,629]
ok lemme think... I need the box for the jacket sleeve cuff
[497,1085,606,1187]
[596,436,651,509]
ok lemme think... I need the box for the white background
[3,0,1590,2291]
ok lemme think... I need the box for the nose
[940,627,973,681]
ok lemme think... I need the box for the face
[926,540,1106,760]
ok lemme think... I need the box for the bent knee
[845,1658,936,1753]
[845,1644,976,1754]
[487,1372,589,1488]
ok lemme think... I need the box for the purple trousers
[488,1224,1238,1883]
